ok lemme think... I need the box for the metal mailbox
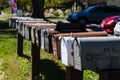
[22,21,48,38]
[24,22,53,40]
[73,36,120,71]
[44,30,58,53]
[61,37,74,66]
[25,23,41,40]
[38,29,55,49]
[30,24,56,48]
[55,21,86,32]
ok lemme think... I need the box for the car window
[90,7,103,13]
[102,7,120,12]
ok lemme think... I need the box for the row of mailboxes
[52,31,108,59]
[42,22,89,58]
[10,17,120,71]
[18,21,50,38]
[61,36,120,71]
[9,17,44,28]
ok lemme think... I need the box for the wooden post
[97,70,120,80]
[31,42,40,80]
[17,33,23,56]
[66,66,83,80]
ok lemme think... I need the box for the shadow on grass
[0,21,16,39]
[40,59,66,80]
[0,21,11,29]
[20,54,66,80]
[19,55,66,80]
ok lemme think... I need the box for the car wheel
[78,18,87,25]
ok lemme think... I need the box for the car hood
[103,16,120,22]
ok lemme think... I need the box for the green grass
[0,20,99,80]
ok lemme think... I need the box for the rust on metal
[54,31,108,38]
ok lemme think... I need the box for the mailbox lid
[73,36,120,71]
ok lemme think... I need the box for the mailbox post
[17,33,23,56]
[31,42,40,80]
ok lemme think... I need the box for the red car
[101,15,120,34]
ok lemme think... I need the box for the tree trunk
[31,0,45,18]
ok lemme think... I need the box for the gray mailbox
[73,36,120,71]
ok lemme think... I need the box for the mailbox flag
[10,0,17,14]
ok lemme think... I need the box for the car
[101,15,120,34]
[114,22,120,36]
[67,5,120,24]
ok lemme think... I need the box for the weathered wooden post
[31,27,40,80]
[66,66,83,80]
[17,33,23,56]
[31,42,40,80]
[97,70,120,80]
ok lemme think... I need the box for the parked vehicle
[67,5,120,24]
[101,15,120,33]
[114,22,120,36]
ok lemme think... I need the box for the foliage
[53,11,59,16]
[45,0,65,8]
[17,0,31,11]
[84,70,99,80]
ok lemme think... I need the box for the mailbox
[30,23,56,49]
[73,36,120,71]
[60,37,74,66]
[44,30,58,53]
[38,29,54,49]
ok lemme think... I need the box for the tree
[31,0,45,18]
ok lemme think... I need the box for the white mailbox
[39,29,54,49]
[61,37,74,66]
[73,36,120,71]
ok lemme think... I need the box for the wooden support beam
[31,42,40,80]
[97,70,120,80]
[17,33,23,56]
[66,67,83,80]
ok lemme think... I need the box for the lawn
[0,20,99,80]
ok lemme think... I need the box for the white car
[114,22,120,36]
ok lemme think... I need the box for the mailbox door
[73,38,82,71]
[61,37,74,66]
[40,30,45,49]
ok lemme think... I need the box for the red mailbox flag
[10,0,17,14]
